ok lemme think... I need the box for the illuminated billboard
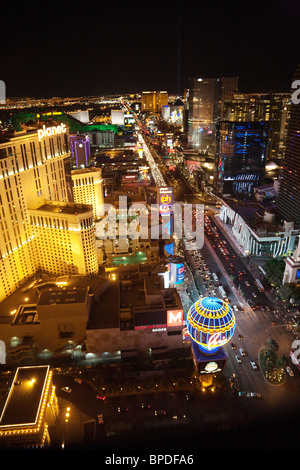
[167,309,183,328]
[158,187,173,216]
[191,341,227,374]
[170,258,185,285]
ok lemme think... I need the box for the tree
[278,283,295,301]
[264,338,279,371]
[265,338,279,353]
[264,258,285,288]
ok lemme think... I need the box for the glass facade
[277,64,300,228]
[187,77,238,152]
[215,121,269,195]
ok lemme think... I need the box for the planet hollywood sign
[38,123,67,141]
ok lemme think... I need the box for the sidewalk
[213,214,247,258]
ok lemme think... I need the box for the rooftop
[87,282,119,329]
[37,288,88,306]
[34,201,93,215]
[0,365,50,428]
[0,273,109,324]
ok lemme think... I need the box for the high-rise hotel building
[277,63,300,228]
[187,77,238,151]
[141,91,168,113]
[28,201,98,276]
[71,168,104,219]
[0,124,98,302]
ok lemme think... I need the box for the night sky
[1,0,300,98]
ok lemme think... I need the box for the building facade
[215,121,269,195]
[218,203,298,257]
[69,134,91,167]
[222,92,290,161]
[276,63,300,228]
[28,201,98,276]
[71,168,104,219]
[0,127,72,302]
[141,91,168,113]
[187,77,238,151]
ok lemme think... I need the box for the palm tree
[265,338,279,354]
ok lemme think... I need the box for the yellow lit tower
[0,125,72,301]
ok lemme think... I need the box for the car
[97,394,106,400]
[235,356,242,363]
[185,394,194,400]
[237,334,243,340]
[239,348,246,356]
[141,402,151,408]
[238,391,247,396]
[154,409,166,416]
[233,305,239,312]
[62,386,72,393]
[231,343,236,349]
[252,292,257,298]
[286,366,294,377]
[117,406,128,413]
[74,377,83,384]
[248,392,261,398]
[250,360,258,369]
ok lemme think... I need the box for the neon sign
[38,123,67,141]
[207,332,228,350]
[167,309,183,327]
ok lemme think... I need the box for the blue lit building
[215,121,269,195]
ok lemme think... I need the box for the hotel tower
[0,124,98,302]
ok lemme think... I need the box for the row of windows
[29,214,69,230]
[0,133,69,175]
[73,175,100,187]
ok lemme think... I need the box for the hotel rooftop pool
[112,251,147,266]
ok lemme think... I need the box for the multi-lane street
[163,157,300,422]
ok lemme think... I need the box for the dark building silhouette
[277,64,300,228]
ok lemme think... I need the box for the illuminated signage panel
[167,309,183,328]
[38,123,67,141]
[158,187,173,216]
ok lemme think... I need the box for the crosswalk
[234,308,268,322]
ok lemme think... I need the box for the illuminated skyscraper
[222,92,290,161]
[71,168,104,219]
[141,91,168,112]
[187,77,238,151]
[0,126,71,301]
[28,201,98,276]
[215,121,269,195]
[0,125,97,301]
[69,134,90,167]
[277,63,300,228]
